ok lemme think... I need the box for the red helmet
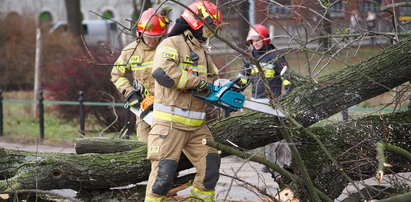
[246,24,270,45]
[181,1,222,30]
[137,8,166,37]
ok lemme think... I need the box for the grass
[1,91,132,146]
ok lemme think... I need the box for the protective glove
[284,83,295,96]
[125,90,144,108]
[194,79,210,95]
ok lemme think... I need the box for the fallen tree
[1,36,410,200]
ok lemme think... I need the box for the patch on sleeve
[148,146,160,154]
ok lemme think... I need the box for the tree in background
[64,0,82,45]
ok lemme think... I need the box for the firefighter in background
[238,24,294,103]
[111,8,167,141]
[145,1,222,201]
[238,24,294,174]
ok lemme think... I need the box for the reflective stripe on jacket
[152,30,218,131]
[110,40,157,98]
[241,44,288,99]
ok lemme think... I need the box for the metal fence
[0,90,129,140]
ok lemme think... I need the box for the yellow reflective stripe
[282,79,291,86]
[251,68,275,78]
[177,69,188,89]
[129,99,139,106]
[131,61,153,70]
[190,187,215,201]
[144,196,166,202]
[159,47,178,56]
[251,67,259,74]
[114,77,129,88]
[158,18,166,27]
[178,63,207,73]
[155,103,206,119]
[153,110,205,127]
[240,77,248,84]
[264,69,275,78]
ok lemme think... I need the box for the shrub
[45,47,131,133]
[0,13,80,90]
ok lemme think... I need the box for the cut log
[75,137,143,154]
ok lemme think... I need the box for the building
[0,0,189,46]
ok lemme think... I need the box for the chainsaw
[129,78,286,126]
[193,78,286,118]
[127,80,153,125]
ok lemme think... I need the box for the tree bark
[1,111,410,197]
[75,137,143,154]
[1,37,410,199]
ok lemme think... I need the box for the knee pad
[203,153,220,190]
[152,159,178,195]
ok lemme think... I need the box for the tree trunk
[1,37,411,199]
[64,0,82,45]
[75,137,143,154]
[1,111,410,197]
[280,36,411,127]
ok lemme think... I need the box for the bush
[45,47,130,132]
[0,13,80,90]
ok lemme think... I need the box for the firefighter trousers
[136,117,151,142]
[145,124,220,201]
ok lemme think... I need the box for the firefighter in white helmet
[145,1,222,201]
[111,8,167,141]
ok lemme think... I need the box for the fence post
[79,91,85,135]
[0,90,3,136]
[39,90,44,140]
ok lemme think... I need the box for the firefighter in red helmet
[239,24,294,103]
[144,1,222,201]
[111,8,167,141]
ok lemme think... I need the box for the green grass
[1,91,132,146]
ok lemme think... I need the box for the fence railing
[0,90,410,140]
[0,90,130,140]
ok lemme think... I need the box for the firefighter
[145,1,222,201]
[111,8,166,141]
[238,24,294,103]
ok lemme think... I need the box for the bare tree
[64,0,82,44]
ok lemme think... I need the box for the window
[102,10,114,20]
[39,11,52,23]
[270,0,291,15]
[330,1,344,17]
[362,1,379,13]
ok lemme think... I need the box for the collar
[183,30,201,47]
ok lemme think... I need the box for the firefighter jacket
[111,40,156,99]
[151,30,218,131]
[240,44,289,99]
